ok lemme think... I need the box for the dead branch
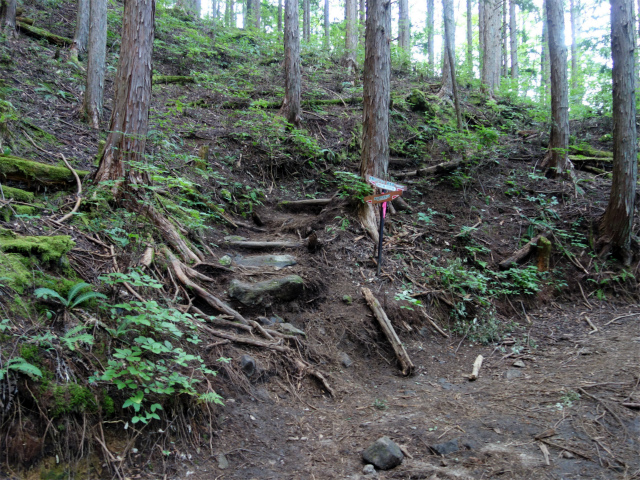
[56,154,83,223]
[393,158,465,179]
[498,234,548,270]
[362,287,414,376]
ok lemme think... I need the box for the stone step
[228,275,303,307]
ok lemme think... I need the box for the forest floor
[1,3,639,479]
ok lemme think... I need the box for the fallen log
[468,355,483,381]
[569,155,612,163]
[16,16,34,25]
[0,154,90,187]
[569,145,612,158]
[362,287,414,376]
[17,21,72,46]
[277,198,332,211]
[393,158,465,179]
[210,96,364,110]
[498,234,549,270]
[154,75,195,85]
[226,239,305,250]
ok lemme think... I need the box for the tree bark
[545,0,572,178]
[509,0,518,79]
[443,0,463,130]
[280,0,301,127]
[478,0,484,73]
[0,0,17,36]
[245,0,253,28]
[481,0,501,92]
[599,0,637,264]
[344,0,358,74]
[502,0,508,77]
[439,0,455,98]
[83,0,107,129]
[398,0,410,55]
[466,0,473,75]
[324,0,330,47]
[70,0,90,61]
[254,0,260,28]
[360,0,391,241]
[277,0,282,32]
[427,0,435,76]
[303,0,310,41]
[541,3,550,103]
[569,0,579,95]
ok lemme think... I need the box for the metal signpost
[365,176,407,276]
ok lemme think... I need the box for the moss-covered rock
[228,275,304,306]
[0,228,75,262]
[406,89,437,117]
[1,185,35,202]
[0,252,31,293]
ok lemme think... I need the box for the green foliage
[34,282,107,310]
[394,290,422,310]
[0,356,43,379]
[49,383,97,418]
[333,171,373,202]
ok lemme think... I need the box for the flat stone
[228,275,304,306]
[505,369,522,380]
[340,352,353,368]
[362,464,376,475]
[224,235,247,242]
[217,453,229,469]
[513,360,526,368]
[276,322,305,336]
[362,436,404,470]
[233,254,297,269]
[431,438,459,456]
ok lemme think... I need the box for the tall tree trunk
[541,3,550,103]
[278,0,282,32]
[427,0,434,76]
[359,0,365,38]
[443,0,463,129]
[398,0,410,54]
[569,0,579,94]
[509,0,518,79]
[478,0,484,73]
[599,0,637,264]
[70,0,90,62]
[94,0,200,264]
[481,0,501,92]
[324,0,330,47]
[83,0,107,129]
[245,0,252,28]
[303,0,310,41]
[281,0,301,127]
[439,0,455,98]
[254,0,260,28]
[211,0,217,18]
[0,0,17,36]
[502,0,508,77]
[466,0,473,75]
[344,0,358,74]
[360,0,391,242]
[545,0,572,179]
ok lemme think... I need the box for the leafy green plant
[333,171,373,201]
[0,357,43,379]
[394,290,422,310]
[35,282,107,310]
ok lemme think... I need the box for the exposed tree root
[142,204,203,264]
[56,154,82,223]
[359,202,379,243]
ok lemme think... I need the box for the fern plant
[0,357,43,379]
[35,282,107,309]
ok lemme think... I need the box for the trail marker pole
[377,202,386,275]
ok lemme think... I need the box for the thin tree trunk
[444,0,463,129]
[541,3,550,103]
[324,0,330,47]
[83,0,107,129]
[70,0,90,62]
[479,0,484,73]
[440,0,455,98]
[344,0,358,74]
[359,0,365,39]
[212,0,217,18]
[398,0,410,54]
[481,0,501,92]
[303,0,310,41]
[466,0,473,75]
[569,0,579,94]
[244,0,251,28]
[278,0,282,32]
[0,0,17,36]
[545,0,572,179]
[255,0,260,28]
[599,0,637,264]
[509,0,518,79]
[360,0,391,241]
[427,0,435,76]
[502,0,508,77]
[281,0,301,127]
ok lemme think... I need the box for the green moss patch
[0,154,89,186]
[0,252,31,293]
[1,185,35,202]
[0,228,74,262]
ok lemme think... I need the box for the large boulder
[228,275,303,306]
[362,436,404,470]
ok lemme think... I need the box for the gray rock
[224,235,247,242]
[233,254,297,269]
[362,464,376,475]
[362,436,404,470]
[438,378,454,390]
[240,355,256,376]
[276,323,305,336]
[217,453,229,469]
[513,359,526,368]
[340,352,354,368]
[219,255,232,266]
[228,275,304,306]
[505,368,522,380]
[431,438,459,456]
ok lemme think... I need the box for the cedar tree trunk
[70,0,90,61]
[545,0,572,178]
[569,0,579,94]
[303,0,310,41]
[281,0,301,127]
[481,0,501,92]
[398,0,410,54]
[324,0,330,47]
[599,0,637,264]
[427,0,434,76]
[83,0,107,129]
[0,0,17,36]
[509,0,518,79]
[439,0,455,98]
[360,0,391,242]
[466,0,473,74]
[344,0,358,74]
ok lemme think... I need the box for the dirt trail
[174,203,640,480]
